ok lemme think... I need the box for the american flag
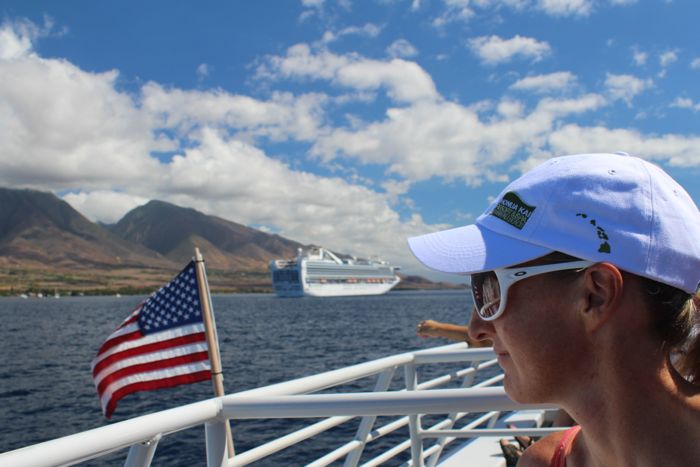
[92,261,212,418]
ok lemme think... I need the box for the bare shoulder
[517,431,566,467]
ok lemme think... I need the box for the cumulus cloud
[632,47,647,66]
[257,43,438,102]
[63,191,150,224]
[0,17,60,60]
[322,23,382,43]
[536,0,594,16]
[510,71,577,93]
[152,129,435,266]
[604,73,653,105]
[671,97,700,112]
[311,94,606,184]
[0,19,438,271]
[432,0,475,27]
[547,124,700,167]
[386,39,418,58]
[0,53,168,190]
[196,63,209,81]
[691,58,700,70]
[141,84,327,142]
[468,35,551,65]
[659,50,678,67]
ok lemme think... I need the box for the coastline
[0,265,464,297]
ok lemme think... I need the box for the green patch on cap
[490,191,536,230]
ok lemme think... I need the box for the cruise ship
[269,247,401,297]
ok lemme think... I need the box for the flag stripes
[92,262,212,418]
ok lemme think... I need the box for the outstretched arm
[416,319,491,347]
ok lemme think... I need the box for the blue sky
[1,0,699,278]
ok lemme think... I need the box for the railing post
[426,359,482,467]
[405,362,424,467]
[343,367,396,467]
[124,434,161,467]
[205,421,229,467]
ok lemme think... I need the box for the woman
[408,153,700,466]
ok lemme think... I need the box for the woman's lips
[495,350,510,364]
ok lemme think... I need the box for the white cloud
[547,124,700,167]
[322,23,383,43]
[0,17,60,60]
[536,0,594,17]
[141,83,327,142]
[468,35,551,65]
[311,94,606,184]
[691,58,700,70]
[433,0,475,27]
[632,47,647,66]
[510,71,577,93]
[0,19,440,273]
[258,43,438,102]
[387,39,418,58]
[63,191,150,224]
[671,97,700,112]
[0,21,34,60]
[604,73,653,105]
[196,63,209,80]
[659,50,678,67]
[154,129,435,268]
[0,54,167,190]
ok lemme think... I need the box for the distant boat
[269,247,400,297]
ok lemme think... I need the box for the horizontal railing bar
[221,388,555,419]
[0,398,223,467]
[417,367,476,390]
[413,348,496,364]
[229,415,354,466]
[473,373,505,387]
[361,435,411,467]
[231,343,475,399]
[422,427,566,438]
[306,439,362,467]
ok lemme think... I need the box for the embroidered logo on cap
[490,191,536,230]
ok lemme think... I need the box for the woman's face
[468,267,588,403]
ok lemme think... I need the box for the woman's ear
[581,262,624,333]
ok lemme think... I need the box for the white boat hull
[304,278,400,297]
[270,247,401,298]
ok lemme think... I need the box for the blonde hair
[672,293,700,383]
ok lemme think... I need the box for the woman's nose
[467,307,495,344]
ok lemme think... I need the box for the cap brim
[408,224,552,274]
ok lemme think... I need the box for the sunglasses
[470,260,594,321]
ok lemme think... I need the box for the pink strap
[549,425,581,467]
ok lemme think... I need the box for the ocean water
[0,290,478,466]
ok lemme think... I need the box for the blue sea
[0,290,477,466]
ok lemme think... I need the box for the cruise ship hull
[270,248,400,298]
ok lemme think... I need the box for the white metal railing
[0,344,559,467]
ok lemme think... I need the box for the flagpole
[194,248,235,458]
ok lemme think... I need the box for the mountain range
[0,187,305,294]
[0,187,448,294]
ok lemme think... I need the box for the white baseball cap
[408,153,700,294]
